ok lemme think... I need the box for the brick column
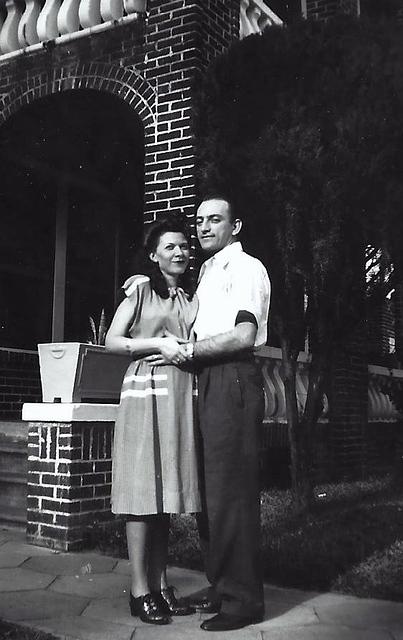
[367,296,395,363]
[328,341,368,480]
[394,282,403,366]
[140,0,240,225]
[24,404,117,551]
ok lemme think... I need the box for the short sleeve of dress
[120,275,151,327]
[122,275,150,302]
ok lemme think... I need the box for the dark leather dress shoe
[129,593,171,625]
[186,595,221,614]
[200,612,263,632]
[154,586,196,616]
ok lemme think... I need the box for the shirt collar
[201,241,243,272]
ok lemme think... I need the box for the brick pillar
[329,336,368,480]
[367,296,395,363]
[140,0,240,225]
[26,412,114,551]
[328,254,368,480]
[394,281,403,366]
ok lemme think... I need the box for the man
[188,196,271,632]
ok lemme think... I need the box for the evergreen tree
[193,15,403,510]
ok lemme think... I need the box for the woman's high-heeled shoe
[129,592,171,625]
[154,586,196,616]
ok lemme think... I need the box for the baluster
[0,5,7,50]
[239,0,252,39]
[79,0,101,29]
[57,0,80,34]
[247,3,261,34]
[100,0,122,22]
[0,0,23,54]
[18,0,41,47]
[321,393,329,418]
[272,360,287,421]
[123,0,146,14]
[257,13,271,32]
[37,0,61,40]
[368,379,381,421]
[295,364,307,415]
[261,360,278,420]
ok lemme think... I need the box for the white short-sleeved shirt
[194,242,271,348]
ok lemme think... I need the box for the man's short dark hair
[200,194,235,222]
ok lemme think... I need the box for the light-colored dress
[111,274,200,515]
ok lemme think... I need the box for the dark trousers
[197,358,264,617]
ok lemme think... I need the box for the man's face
[196,199,241,255]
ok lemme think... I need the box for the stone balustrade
[0,0,282,61]
[259,347,402,424]
[240,0,283,39]
[0,0,147,57]
[368,364,403,422]
[258,346,329,424]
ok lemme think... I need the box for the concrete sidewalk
[0,529,402,640]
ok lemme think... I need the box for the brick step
[0,443,28,475]
[0,470,27,484]
[0,505,26,530]
[0,473,27,524]
[0,422,28,528]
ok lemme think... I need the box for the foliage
[334,540,403,600]
[193,15,403,508]
[91,477,403,601]
[169,477,403,596]
[88,308,107,345]
[0,620,56,640]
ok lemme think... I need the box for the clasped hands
[145,331,192,366]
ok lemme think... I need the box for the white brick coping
[22,403,118,422]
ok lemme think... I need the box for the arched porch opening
[0,89,144,349]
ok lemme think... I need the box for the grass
[0,620,56,640]
[90,475,403,602]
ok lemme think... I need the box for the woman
[105,215,199,626]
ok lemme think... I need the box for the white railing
[368,364,403,423]
[240,0,283,39]
[0,0,146,57]
[258,347,329,424]
[259,348,403,425]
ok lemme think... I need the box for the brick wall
[0,0,242,228]
[329,345,368,480]
[0,0,241,408]
[3,1,241,548]
[139,0,240,227]
[27,421,113,551]
[367,297,395,364]
[394,282,403,364]
[0,349,41,420]
[306,0,359,19]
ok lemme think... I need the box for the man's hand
[145,333,189,366]
[158,337,188,365]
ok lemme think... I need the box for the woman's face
[149,231,190,281]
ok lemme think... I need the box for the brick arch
[0,62,157,134]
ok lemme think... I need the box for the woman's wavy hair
[133,215,195,299]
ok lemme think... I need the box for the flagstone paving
[0,528,402,640]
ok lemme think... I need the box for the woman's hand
[158,337,187,364]
[145,334,189,366]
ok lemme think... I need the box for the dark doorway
[0,89,144,349]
